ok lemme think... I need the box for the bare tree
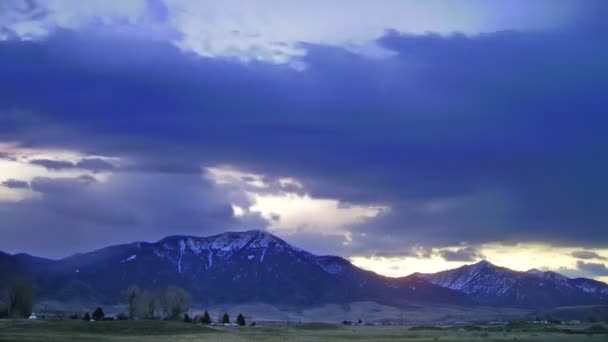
[6,277,34,318]
[135,291,160,319]
[121,285,141,319]
[160,286,190,320]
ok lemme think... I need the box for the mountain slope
[2,233,607,309]
[0,231,469,307]
[415,260,608,308]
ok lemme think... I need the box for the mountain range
[1,230,607,309]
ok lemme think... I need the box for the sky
[1,0,607,282]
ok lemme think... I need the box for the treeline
[121,284,248,325]
[121,285,191,320]
[186,311,248,326]
[1,279,249,325]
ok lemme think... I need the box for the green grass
[291,322,343,330]
[0,319,607,342]
[0,320,216,336]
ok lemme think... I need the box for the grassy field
[33,301,533,324]
[1,320,608,342]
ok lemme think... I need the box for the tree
[135,291,160,319]
[201,310,211,324]
[116,312,129,320]
[0,301,7,319]
[83,312,91,321]
[121,285,141,320]
[236,313,246,326]
[160,286,190,320]
[5,277,34,318]
[92,307,105,321]
[184,313,192,323]
[222,312,230,324]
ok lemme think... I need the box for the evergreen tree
[201,310,211,324]
[236,313,246,326]
[92,307,105,321]
[222,312,230,324]
[83,312,91,321]
[183,313,192,323]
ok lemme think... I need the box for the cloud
[75,158,115,172]
[439,246,482,262]
[571,251,607,260]
[0,1,607,259]
[29,157,115,172]
[0,0,580,63]
[576,261,608,277]
[1,178,29,189]
[30,158,75,170]
[0,170,268,257]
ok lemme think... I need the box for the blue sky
[1,0,607,279]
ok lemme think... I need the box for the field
[1,320,607,342]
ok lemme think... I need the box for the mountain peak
[155,230,297,258]
[159,229,279,244]
[470,259,496,268]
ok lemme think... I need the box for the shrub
[116,312,129,320]
[92,307,105,321]
[586,325,608,334]
[203,310,211,324]
[83,313,91,321]
[409,326,444,331]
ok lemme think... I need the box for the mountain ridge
[416,259,608,308]
[1,230,607,309]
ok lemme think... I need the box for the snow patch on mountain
[177,240,186,273]
[317,261,343,275]
[120,255,137,263]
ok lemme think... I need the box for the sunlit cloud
[206,166,267,189]
[206,165,386,237]
[250,192,384,234]
[351,243,608,282]
[0,143,116,202]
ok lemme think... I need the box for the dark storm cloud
[439,247,482,262]
[571,251,607,261]
[0,2,607,256]
[576,261,608,277]
[0,172,267,257]
[30,158,75,170]
[29,158,115,172]
[75,158,115,172]
[1,179,29,189]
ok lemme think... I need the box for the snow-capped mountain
[0,231,469,306]
[1,233,607,309]
[415,260,608,308]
